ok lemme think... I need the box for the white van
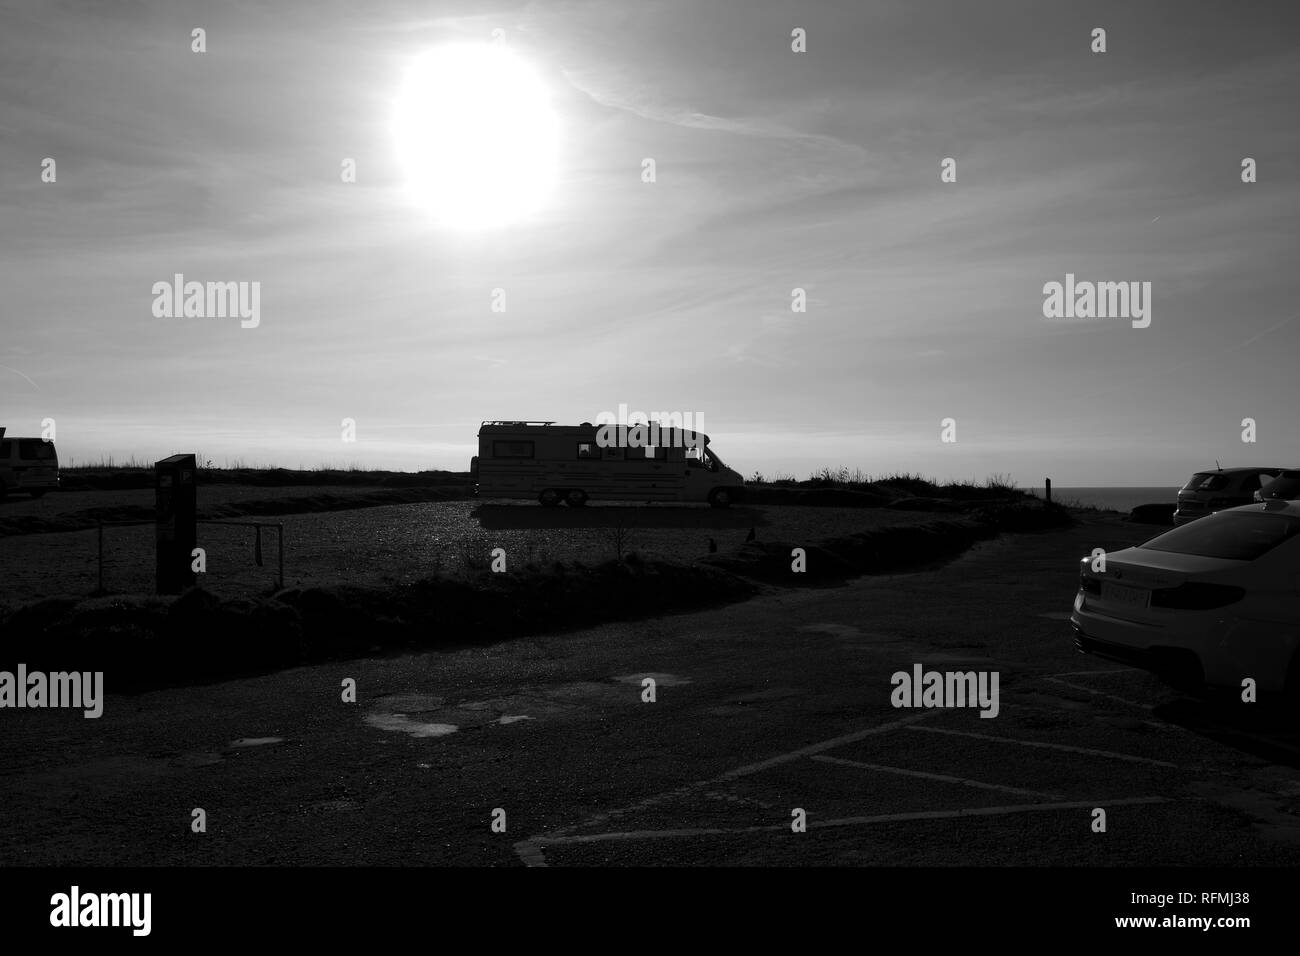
[0,428,60,498]
[471,421,745,507]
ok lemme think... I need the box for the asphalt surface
[4,514,1300,866]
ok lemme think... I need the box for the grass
[741,467,1025,506]
[1048,497,1114,513]
[61,455,154,470]
[601,513,639,562]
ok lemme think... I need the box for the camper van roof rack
[481,420,557,426]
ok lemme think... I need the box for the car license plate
[1101,582,1149,609]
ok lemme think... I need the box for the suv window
[18,439,56,461]
[1182,473,1229,492]
[1142,511,1300,560]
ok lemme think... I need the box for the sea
[1024,487,1179,513]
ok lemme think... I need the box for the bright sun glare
[393,44,559,228]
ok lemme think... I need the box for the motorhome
[0,427,60,498]
[471,421,744,507]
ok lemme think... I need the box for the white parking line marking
[711,713,934,782]
[522,797,1170,849]
[905,725,1178,767]
[804,796,1170,829]
[1043,676,1155,711]
[811,755,1064,799]
[513,712,932,865]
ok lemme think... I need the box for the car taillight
[1079,564,1101,594]
[1149,582,1245,610]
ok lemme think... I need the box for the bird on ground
[745,526,756,542]
[708,537,717,553]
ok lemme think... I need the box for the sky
[2,0,1298,485]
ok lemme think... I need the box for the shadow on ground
[1154,696,1300,769]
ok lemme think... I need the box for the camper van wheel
[708,488,732,509]
[539,489,562,507]
[565,489,589,507]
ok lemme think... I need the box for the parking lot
[3,514,1299,866]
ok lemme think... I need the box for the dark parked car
[1256,469,1300,502]
[1173,466,1285,526]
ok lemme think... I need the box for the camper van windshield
[688,446,722,472]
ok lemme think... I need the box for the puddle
[364,713,458,738]
[613,673,692,687]
[364,690,549,735]
[229,737,285,748]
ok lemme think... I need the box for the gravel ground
[0,488,940,603]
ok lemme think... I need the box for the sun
[392,44,560,228]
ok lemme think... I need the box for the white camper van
[0,427,60,498]
[471,421,744,507]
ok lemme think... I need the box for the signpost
[155,454,197,594]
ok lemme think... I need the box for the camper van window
[576,442,598,459]
[626,446,666,461]
[493,441,534,459]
